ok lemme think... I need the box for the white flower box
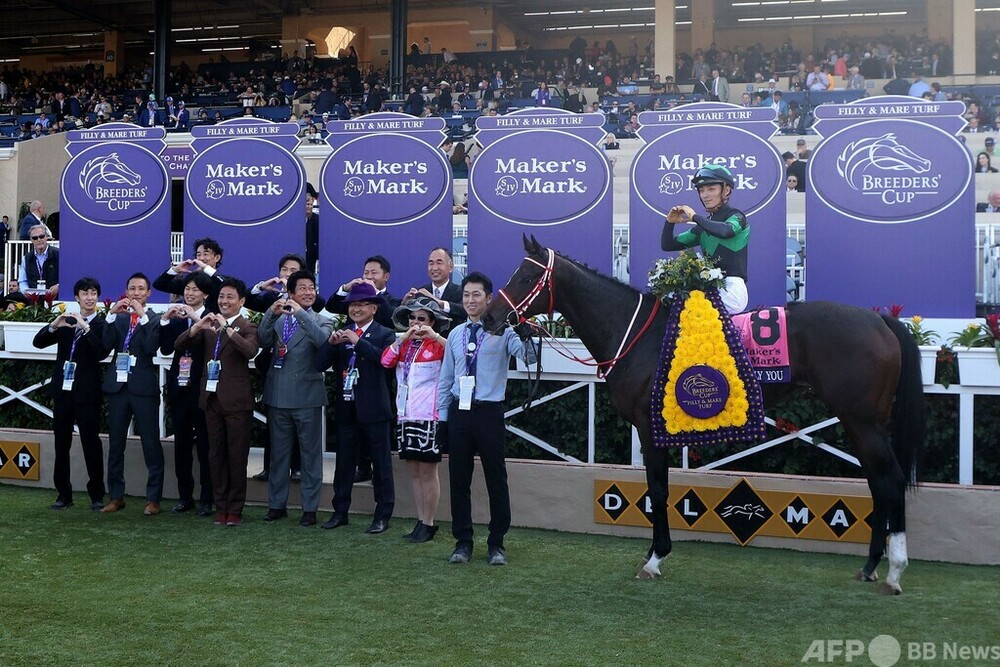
[957,347,1000,387]
[0,322,43,353]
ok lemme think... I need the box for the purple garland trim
[649,290,767,448]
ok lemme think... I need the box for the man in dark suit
[258,270,335,527]
[403,247,467,329]
[100,273,165,516]
[977,190,1000,213]
[32,277,109,511]
[153,237,225,312]
[325,255,400,330]
[316,282,396,533]
[305,194,319,274]
[138,101,159,127]
[158,272,215,516]
[176,101,191,130]
[175,278,259,527]
[18,199,45,240]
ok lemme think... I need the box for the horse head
[837,133,931,190]
[79,152,142,198]
[481,234,553,334]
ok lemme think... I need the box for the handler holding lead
[662,164,749,314]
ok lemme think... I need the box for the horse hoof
[855,569,878,582]
[878,582,902,596]
[635,567,659,580]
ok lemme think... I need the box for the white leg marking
[642,553,663,577]
[885,532,908,587]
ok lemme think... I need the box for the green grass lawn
[1,485,997,667]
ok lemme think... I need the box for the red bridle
[497,248,556,323]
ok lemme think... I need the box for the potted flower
[904,315,940,385]
[0,292,66,353]
[948,314,1000,387]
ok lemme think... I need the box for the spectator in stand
[19,223,59,298]
[19,200,45,240]
[663,76,680,95]
[977,190,1000,213]
[846,66,865,91]
[806,64,830,91]
[531,81,551,107]
[976,152,998,173]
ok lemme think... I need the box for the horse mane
[552,249,648,297]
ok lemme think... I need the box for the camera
[65,316,78,325]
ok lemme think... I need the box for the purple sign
[320,112,452,293]
[675,365,730,418]
[59,122,172,298]
[184,118,306,286]
[630,103,786,307]
[806,97,975,316]
[468,108,613,283]
[160,145,195,178]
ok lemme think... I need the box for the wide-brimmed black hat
[392,296,451,332]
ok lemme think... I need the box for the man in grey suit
[710,68,730,103]
[100,273,165,516]
[258,270,335,527]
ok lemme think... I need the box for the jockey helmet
[691,164,735,189]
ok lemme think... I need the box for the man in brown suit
[175,278,259,527]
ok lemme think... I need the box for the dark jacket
[315,320,395,424]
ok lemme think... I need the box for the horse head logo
[495,175,519,198]
[205,179,226,200]
[78,152,142,199]
[837,133,931,191]
[682,373,718,396]
[343,177,365,198]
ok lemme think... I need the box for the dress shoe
[263,508,288,522]
[214,513,228,526]
[144,502,161,516]
[89,501,105,512]
[322,513,349,529]
[488,546,508,566]
[226,513,243,527]
[448,543,473,564]
[290,470,302,482]
[196,503,213,517]
[300,511,317,527]
[251,469,269,481]
[409,524,439,544]
[365,519,389,534]
[403,520,424,539]
[171,501,195,514]
[353,467,373,483]
[50,498,73,510]
[101,499,126,513]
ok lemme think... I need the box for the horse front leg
[637,444,672,579]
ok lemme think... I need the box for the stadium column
[947,0,976,77]
[104,30,123,78]
[390,0,407,99]
[154,0,171,105]
[653,0,677,80]
[691,0,714,56]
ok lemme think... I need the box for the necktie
[355,327,363,337]
[434,286,442,299]
[130,312,139,327]
[466,323,481,377]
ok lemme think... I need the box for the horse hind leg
[853,431,908,594]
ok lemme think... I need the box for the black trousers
[169,388,212,505]
[52,394,105,503]
[447,401,510,549]
[332,406,395,522]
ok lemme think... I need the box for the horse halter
[497,248,555,324]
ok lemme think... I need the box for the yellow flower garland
[661,290,750,433]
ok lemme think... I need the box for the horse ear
[529,234,544,256]
[522,233,532,253]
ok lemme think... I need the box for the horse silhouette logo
[205,179,226,200]
[79,152,142,199]
[837,133,931,191]
[720,503,767,520]
[658,172,684,196]
[682,372,718,398]
[343,177,365,198]
[495,176,519,198]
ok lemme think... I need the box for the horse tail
[880,314,925,488]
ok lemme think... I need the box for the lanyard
[464,325,486,375]
[212,326,226,360]
[400,339,422,385]
[279,314,298,348]
[347,327,364,371]
[35,254,45,276]
[69,327,85,361]
[122,315,139,352]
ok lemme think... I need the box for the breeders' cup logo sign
[322,134,449,225]
[186,138,303,226]
[61,143,168,227]
[810,119,969,223]
[632,125,782,217]
[469,131,610,225]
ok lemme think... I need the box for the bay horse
[482,236,925,595]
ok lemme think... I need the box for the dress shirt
[436,321,536,419]
[18,247,51,292]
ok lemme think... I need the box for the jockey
[661,164,749,313]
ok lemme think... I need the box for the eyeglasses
[408,314,431,323]
[30,235,46,240]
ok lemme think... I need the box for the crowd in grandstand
[3,29,1000,145]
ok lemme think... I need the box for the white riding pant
[720,276,748,314]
